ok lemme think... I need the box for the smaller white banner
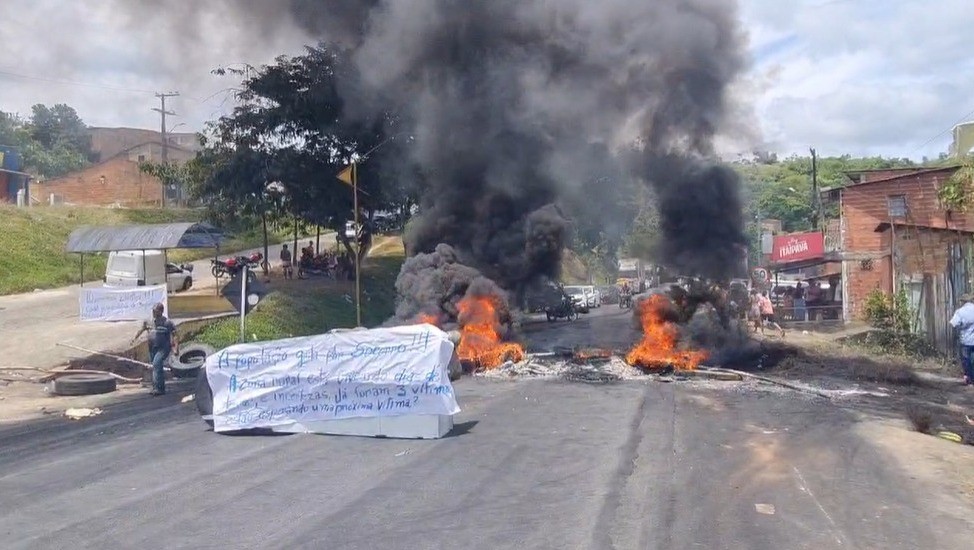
[79,285,167,322]
[205,324,460,433]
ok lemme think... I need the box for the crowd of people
[278,241,356,281]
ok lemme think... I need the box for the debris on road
[937,431,963,444]
[181,395,195,404]
[64,407,103,420]
[754,503,776,515]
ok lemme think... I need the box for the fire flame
[456,295,524,370]
[626,295,708,371]
[413,312,440,326]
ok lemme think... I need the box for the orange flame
[626,295,708,371]
[456,295,524,370]
[413,312,440,326]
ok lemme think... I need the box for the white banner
[79,285,168,322]
[205,324,460,433]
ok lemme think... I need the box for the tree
[0,105,95,178]
[194,43,416,257]
[937,155,974,212]
[28,104,92,160]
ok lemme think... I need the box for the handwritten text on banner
[205,324,460,432]
[79,285,167,322]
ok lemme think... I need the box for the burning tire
[53,373,117,396]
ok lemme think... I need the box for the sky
[1,0,971,161]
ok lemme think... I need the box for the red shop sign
[771,231,824,263]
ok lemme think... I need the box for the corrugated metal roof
[66,222,222,253]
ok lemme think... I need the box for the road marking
[793,465,846,546]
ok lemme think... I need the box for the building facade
[821,166,974,352]
[32,154,164,207]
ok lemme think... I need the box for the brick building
[32,140,196,207]
[821,166,974,351]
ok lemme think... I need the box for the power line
[0,67,156,95]
[0,66,210,102]
[910,106,974,156]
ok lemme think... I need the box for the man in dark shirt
[132,303,179,396]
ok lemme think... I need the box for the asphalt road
[521,303,638,353]
[0,239,314,370]
[0,372,962,547]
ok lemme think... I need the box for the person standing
[279,244,293,280]
[793,281,807,321]
[132,303,178,396]
[949,293,974,386]
[748,289,762,333]
[759,290,785,337]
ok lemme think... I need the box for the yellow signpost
[337,162,362,327]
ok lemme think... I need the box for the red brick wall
[33,158,163,206]
[841,167,967,317]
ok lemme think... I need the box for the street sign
[220,270,268,315]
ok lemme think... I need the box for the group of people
[778,280,828,321]
[278,241,355,281]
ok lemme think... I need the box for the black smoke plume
[113,0,752,323]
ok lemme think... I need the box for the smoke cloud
[113,0,752,321]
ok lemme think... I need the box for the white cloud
[1,1,970,161]
[740,0,974,159]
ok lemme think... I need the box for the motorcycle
[545,297,579,322]
[211,252,265,278]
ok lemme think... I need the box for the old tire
[53,373,117,396]
[171,343,215,379]
[195,365,214,427]
[181,277,192,291]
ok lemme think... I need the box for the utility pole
[152,92,178,207]
[152,92,179,162]
[810,147,819,229]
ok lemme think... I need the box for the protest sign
[79,285,167,322]
[205,324,460,433]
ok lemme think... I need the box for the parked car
[582,285,602,308]
[563,285,592,313]
[104,250,194,293]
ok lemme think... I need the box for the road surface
[0,240,307,370]
[0,377,962,549]
[2,301,970,549]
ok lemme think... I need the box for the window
[887,195,907,217]
[138,154,146,162]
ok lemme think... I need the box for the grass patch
[191,249,405,349]
[0,205,285,295]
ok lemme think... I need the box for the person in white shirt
[948,293,974,386]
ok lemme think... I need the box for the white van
[104,250,194,293]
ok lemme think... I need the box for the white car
[164,262,194,292]
[345,220,362,239]
[564,286,592,313]
[582,285,602,308]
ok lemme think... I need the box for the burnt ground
[518,306,974,445]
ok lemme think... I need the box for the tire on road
[53,373,117,396]
[170,343,216,379]
[195,365,214,427]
